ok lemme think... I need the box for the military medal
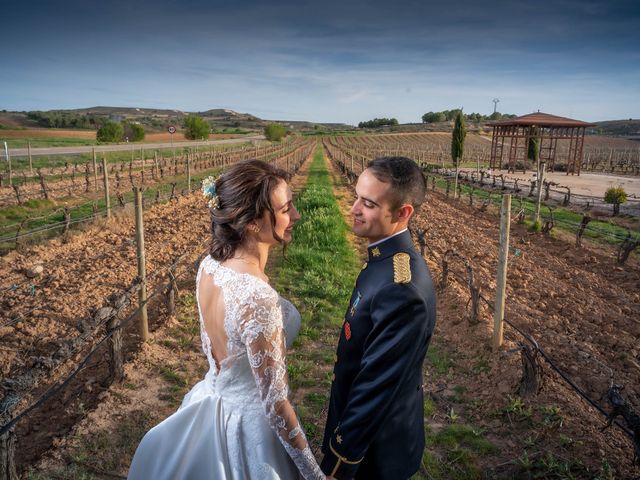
[349,291,362,317]
[344,321,352,340]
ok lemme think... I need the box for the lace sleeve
[239,287,324,480]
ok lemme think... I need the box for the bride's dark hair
[209,159,290,261]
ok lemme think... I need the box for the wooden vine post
[28,142,33,175]
[154,151,159,180]
[102,157,111,219]
[493,194,511,350]
[186,153,192,192]
[107,312,124,382]
[454,162,460,200]
[167,262,178,316]
[134,187,149,342]
[6,146,11,187]
[534,161,546,225]
[92,148,98,190]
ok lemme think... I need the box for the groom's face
[350,169,397,243]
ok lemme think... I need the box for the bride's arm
[239,288,325,480]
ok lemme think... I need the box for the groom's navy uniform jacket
[321,230,436,480]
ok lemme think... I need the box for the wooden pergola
[489,112,595,175]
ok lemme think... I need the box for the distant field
[0,129,96,139]
[0,128,247,148]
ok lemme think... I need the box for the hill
[0,107,353,134]
[590,119,640,139]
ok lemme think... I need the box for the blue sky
[1,0,638,124]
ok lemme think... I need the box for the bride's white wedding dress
[128,256,324,479]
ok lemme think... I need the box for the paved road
[7,135,265,157]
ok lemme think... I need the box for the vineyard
[325,134,640,252]
[324,132,640,174]
[0,137,314,254]
[1,136,639,479]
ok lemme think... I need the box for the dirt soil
[0,191,212,468]
[0,129,97,139]
[412,188,640,477]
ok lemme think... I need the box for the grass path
[271,142,361,449]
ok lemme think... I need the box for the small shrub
[604,186,627,216]
[264,123,287,141]
[183,115,210,140]
[528,220,542,232]
[96,120,123,143]
[123,121,145,142]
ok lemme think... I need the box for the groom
[321,156,436,479]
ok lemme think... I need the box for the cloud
[1,0,638,122]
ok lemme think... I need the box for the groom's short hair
[367,156,426,212]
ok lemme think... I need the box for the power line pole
[492,98,500,114]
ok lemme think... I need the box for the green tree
[527,126,540,165]
[357,118,398,128]
[264,123,287,141]
[123,121,145,142]
[451,110,466,166]
[184,115,210,140]
[604,186,627,216]
[96,121,124,143]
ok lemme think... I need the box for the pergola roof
[488,112,595,128]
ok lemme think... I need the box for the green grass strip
[274,142,359,331]
[271,141,360,446]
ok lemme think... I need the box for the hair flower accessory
[202,175,221,209]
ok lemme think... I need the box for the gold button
[336,435,343,444]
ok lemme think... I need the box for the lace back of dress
[195,257,220,375]
[196,256,324,479]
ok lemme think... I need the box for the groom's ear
[393,203,414,222]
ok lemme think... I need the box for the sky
[1,0,639,124]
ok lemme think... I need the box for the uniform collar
[367,229,412,262]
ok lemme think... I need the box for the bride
[128,160,329,479]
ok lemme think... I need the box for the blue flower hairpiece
[202,175,221,209]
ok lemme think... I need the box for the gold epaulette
[393,252,411,284]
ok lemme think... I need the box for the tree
[97,121,124,143]
[442,109,461,121]
[451,110,466,166]
[604,186,627,216]
[527,126,540,171]
[184,115,210,140]
[264,123,287,141]
[123,121,145,142]
[358,118,398,128]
